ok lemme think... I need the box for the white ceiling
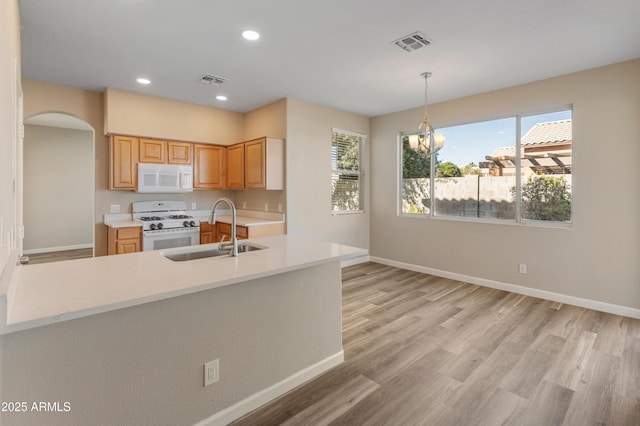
[18,0,640,117]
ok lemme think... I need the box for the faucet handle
[218,234,229,252]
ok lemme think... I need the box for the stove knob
[183,221,190,227]
[150,223,156,230]
[190,221,196,227]
[157,223,164,230]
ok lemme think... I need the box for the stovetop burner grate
[140,216,164,221]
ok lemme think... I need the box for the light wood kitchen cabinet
[216,223,248,242]
[226,137,284,190]
[226,143,245,189]
[110,135,138,189]
[109,134,221,191]
[199,222,215,244]
[168,141,192,164]
[139,138,166,163]
[215,222,284,242]
[107,226,142,255]
[193,144,225,189]
[140,139,192,165]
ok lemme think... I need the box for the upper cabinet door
[168,142,192,165]
[245,139,266,189]
[194,144,225,189]
[110,135,138,189]
[244,137,284,190]
[139,138,166,163]
[226,143,245,189]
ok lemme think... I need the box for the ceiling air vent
[200,74,228,85]
[392,32,431,52]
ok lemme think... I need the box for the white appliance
[132,201,200,251]
[137,163,193,193]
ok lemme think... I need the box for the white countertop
[208,215,283,227]
[2,235,366,335]
[104,209,285,228]
[105,220,143,229]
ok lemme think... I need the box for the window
[331,129,365,213]
[400,108,572,224]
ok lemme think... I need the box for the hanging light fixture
[408,72,445,155]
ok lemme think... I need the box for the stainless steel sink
[163,243,266,262]
[237,243,263,253]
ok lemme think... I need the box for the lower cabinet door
[117,239,140,254]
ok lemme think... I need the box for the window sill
[332,210,365,216]
[398,212,572,229]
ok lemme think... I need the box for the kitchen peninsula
[0,235,367,426]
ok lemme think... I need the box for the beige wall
[0,261,342,426]
[22,79,112,255]
[370,59,640,310]
[22,84,373,254]
[23,125,93,252]
[104,88,245,145]
[22,81,243,256]
[286,98,370,248]
[236,99,288,216]
[244,98,287,140]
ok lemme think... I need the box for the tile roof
[522,119,572,146]
[487,146,515,158]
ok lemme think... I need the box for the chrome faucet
[210,197,238,257]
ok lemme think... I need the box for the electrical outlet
[242,202,246,209]
[110,204,120,214]
[191,202,196,210]
[204,359,219,387]
[278,204,283,213]
[519,264,527,274]
[264,203,269,211]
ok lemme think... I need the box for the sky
[435,110,572,167]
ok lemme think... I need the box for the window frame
[398,105,573,227]
[331,128,366,215]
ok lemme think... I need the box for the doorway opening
[22,112,95,264]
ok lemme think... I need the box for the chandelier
[408,72,445,155]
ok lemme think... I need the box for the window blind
[331,129,365,212]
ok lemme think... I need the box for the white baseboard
[370,256,640,320]
[23,244,93,255]
[194,350,344,426]
[341,254,370,267]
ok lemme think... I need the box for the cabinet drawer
[117,227,140,239]
[200,222,214,232]
[236,226,248,239]
[217,223,231,234]
[216,223,248,238]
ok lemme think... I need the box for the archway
[22,112,95,263]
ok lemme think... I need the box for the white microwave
[137,163,193,193]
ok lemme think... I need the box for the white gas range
[132,201,201,251]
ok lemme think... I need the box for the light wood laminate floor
[234,262,640,425]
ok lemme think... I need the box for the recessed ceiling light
[242,30,260,41]
[136,78,151,85]
[216,95,228,101]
